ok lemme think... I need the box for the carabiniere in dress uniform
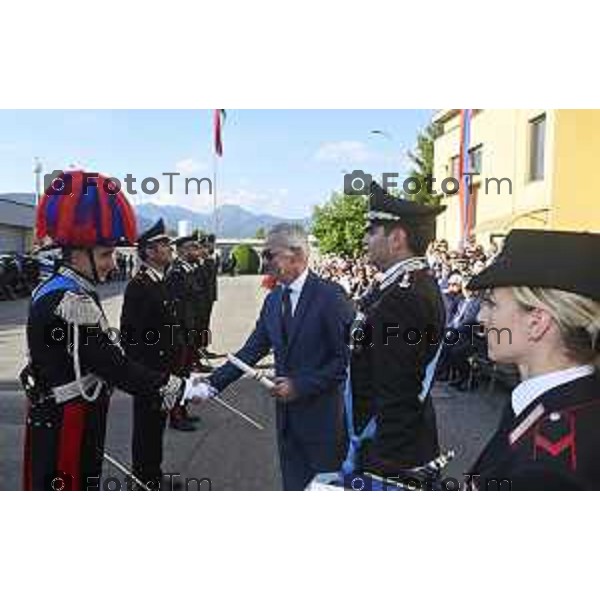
[21,170,212,491]
[343,181,448,481]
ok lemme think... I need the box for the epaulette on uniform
[54,291,103,326]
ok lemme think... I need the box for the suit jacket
[449,297,481,329]
[471,372,600,490]
[443,292,463,326]
[210,271,354,464]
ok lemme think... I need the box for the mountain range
[135,203,311,238]
[0,193,310,239]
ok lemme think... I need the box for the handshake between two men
[166,353,295,432]
[181,375,295,404]
[174,353,296,431]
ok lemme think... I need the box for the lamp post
[369,129,395,192]
[33,157,43,206]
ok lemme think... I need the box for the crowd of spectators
[425,239,501,389]
[315,257,378,300]
[316,237,504,391]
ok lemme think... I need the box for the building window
[450,155,460,180]
[469,145,483,174]
[529,114,546,181]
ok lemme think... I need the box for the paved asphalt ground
[0,275,509,490]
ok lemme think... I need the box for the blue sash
[31,273,81,305]
[341,342,444,475]
[341,366,377,475]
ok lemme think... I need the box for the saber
[103,451,151,491]
[226,353,276,390]
[209,393,265,431]
[185,369,266,430]
[366,449,457,491]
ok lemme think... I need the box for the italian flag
[214,109,226,157]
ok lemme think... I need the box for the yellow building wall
[551,110,600,232]
[434,110,535,245]
[433,111,461,247]
[432,109,585,245]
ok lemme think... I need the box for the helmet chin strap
[87,248,100,284]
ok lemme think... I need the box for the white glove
[182,377,217,404]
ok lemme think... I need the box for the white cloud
[175,158,208,174]
[314,140,371,163]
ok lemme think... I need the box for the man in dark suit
[207,223,354,490]
[120,219,179,488]
[443,287,482,389]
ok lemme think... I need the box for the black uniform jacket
[471,371,600,490]
[27,265,174,397]
[203,256,218,302]
[120,263,180,371]
[165,258,208,332]
[351,267,446,475]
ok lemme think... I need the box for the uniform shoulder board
[55,291,103,325]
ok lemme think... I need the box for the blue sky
[0,109,432,218]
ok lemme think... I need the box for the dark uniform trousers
[470,372,600,490]
[203,256,218,346]
[121,265,179,485]
[350,268,446,477]
[24,391,110,491]
[193,261,213,354]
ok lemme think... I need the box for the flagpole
[213,150,218,236]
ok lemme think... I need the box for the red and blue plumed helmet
[36,170,137,248]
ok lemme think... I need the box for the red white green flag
[214,109,226,157]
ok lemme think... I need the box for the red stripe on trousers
[57,401,87,490]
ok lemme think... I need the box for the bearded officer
[344,181,447,481]
[22,170,211,490]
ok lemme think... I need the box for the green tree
[311,192,367,257]
[407,121,442,206]
[232,244,260,274]
[255,227,266,239]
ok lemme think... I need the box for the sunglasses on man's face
[263,248,293,261]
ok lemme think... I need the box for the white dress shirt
[511,365,595,417]
[283,267,309,316]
